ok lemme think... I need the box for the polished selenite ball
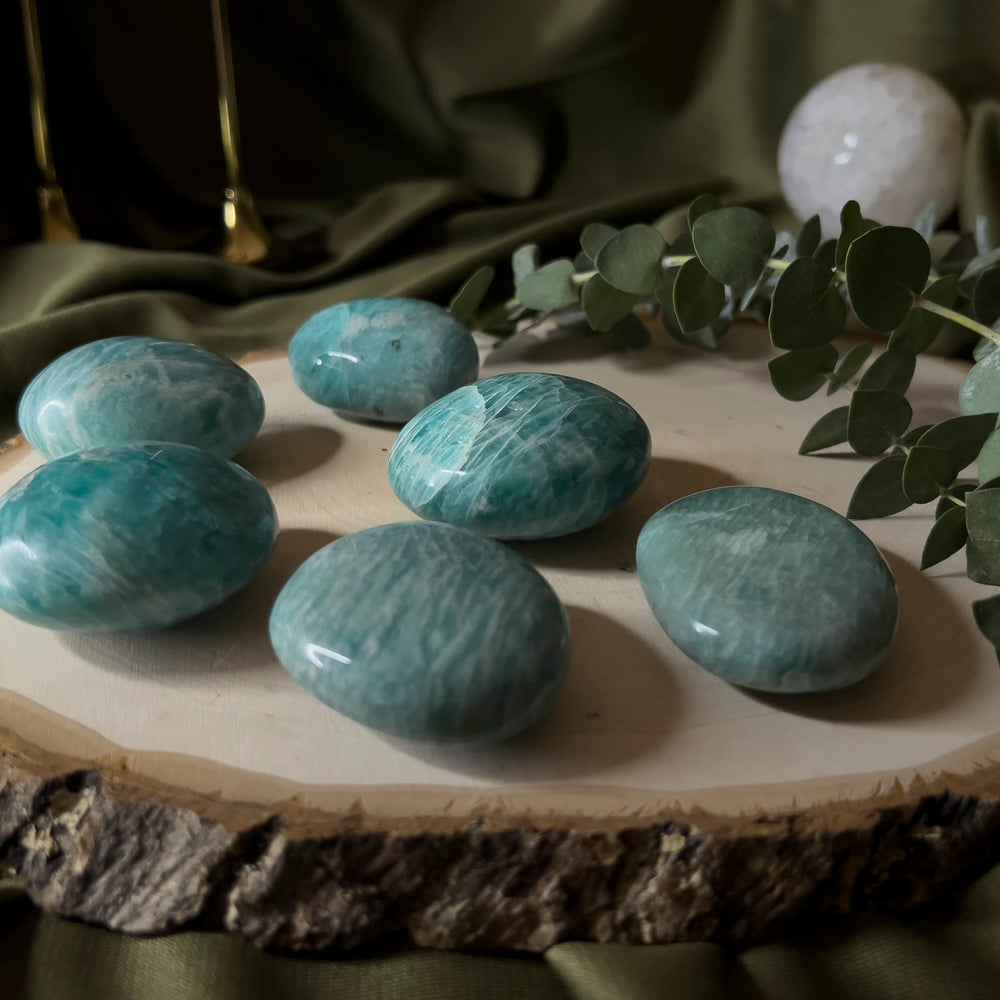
[778,63,964,237]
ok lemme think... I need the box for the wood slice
[2,322,1000,951]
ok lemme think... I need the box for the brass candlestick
[210,0,270,264]
[21,0,79,242]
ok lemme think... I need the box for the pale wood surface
[1,323,998,820]
[3,323,1000,949]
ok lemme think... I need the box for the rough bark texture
[3,743,1000,952]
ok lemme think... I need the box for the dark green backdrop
[2,1,1000,996]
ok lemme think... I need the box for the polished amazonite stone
[270,521,570,742]
[18,337,265,460]
[636,487,898,692]
[387,373,651,539]
[288,297,479,422]
[0,443,277,632]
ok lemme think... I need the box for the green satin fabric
[2,1,1000,996]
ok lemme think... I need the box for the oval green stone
[636,487,898,692]
[0,443,277,632]
[270,521,570,742]
[18,337,265,460]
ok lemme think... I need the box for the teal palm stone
[269,521,571,742]
[387,373,651,539]
[636,487,898,692]
[0,442,277,632]
[17,336,265,460]
[288,297,479,422]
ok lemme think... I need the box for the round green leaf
[967,486,1000,585]
[673,258,726,333]
[798,405,850,454]
[978,427,1000,483]
[796,214,821,258]
[828,343,873,393]
[973,266,1000,326]
[917,413,1000,471]
[687,194,722,231]
[835,201,877,269]
[856,347,916,394]
[845,226,931,331]
[691,207,775,291]
[595,224,666,295]
[973,592,1000,650]
[768,257,846,349]
[515,258,578,312]
[847,389,912,456]
[448,264,495,325]
[921,505,968,570]
[902,445,959,503]
[847,453,912,519]
[581,274,639,332]
[512,244,540,285]
[767,345,837,401]
[580,223,618,264]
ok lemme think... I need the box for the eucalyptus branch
[447,195,1000,652]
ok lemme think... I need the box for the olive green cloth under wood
[4,865,1000,999]
[3,1,1000,433]
[3,1,1000,996]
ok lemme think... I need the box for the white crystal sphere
[778,63,965,237]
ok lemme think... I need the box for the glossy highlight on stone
[0,442,277,632]
[387,373,651,539]
[18,337,265,460]
[636,487,898,692]
[288,297,479,422]
[269,521,570,742]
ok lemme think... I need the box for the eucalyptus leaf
[581,274,639,332]
[828,343,873,394]
[799,405,850,454]
[768,257,846,348]
[687,194,722,231]
[814,239,838,267]
[796,215,821,258]
[917,413,999,470]
[767,344,838,401]
[979,427,1000,483]
[580,223,619,264]
[847,389,912,456]
[512,244,540,285]
[845,226,931,331]
[673,258,726,333]
[902,445,959,503]
[921,505,968,569]
[847,453,912,519]
[515,258,578,312]
[936,483,975,519]
[981,585,1000,644]
[856,347,916,394]
[961,246,1000,283]
[973,267,1000,326]
[448,264,495,325]
[890,274,959,353]
[973,592,1000,652]
[691,207,776,291]
[967,485,1000,584]
[596,224,666,295]
[974,336,999,363]
[835,201,878,269]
